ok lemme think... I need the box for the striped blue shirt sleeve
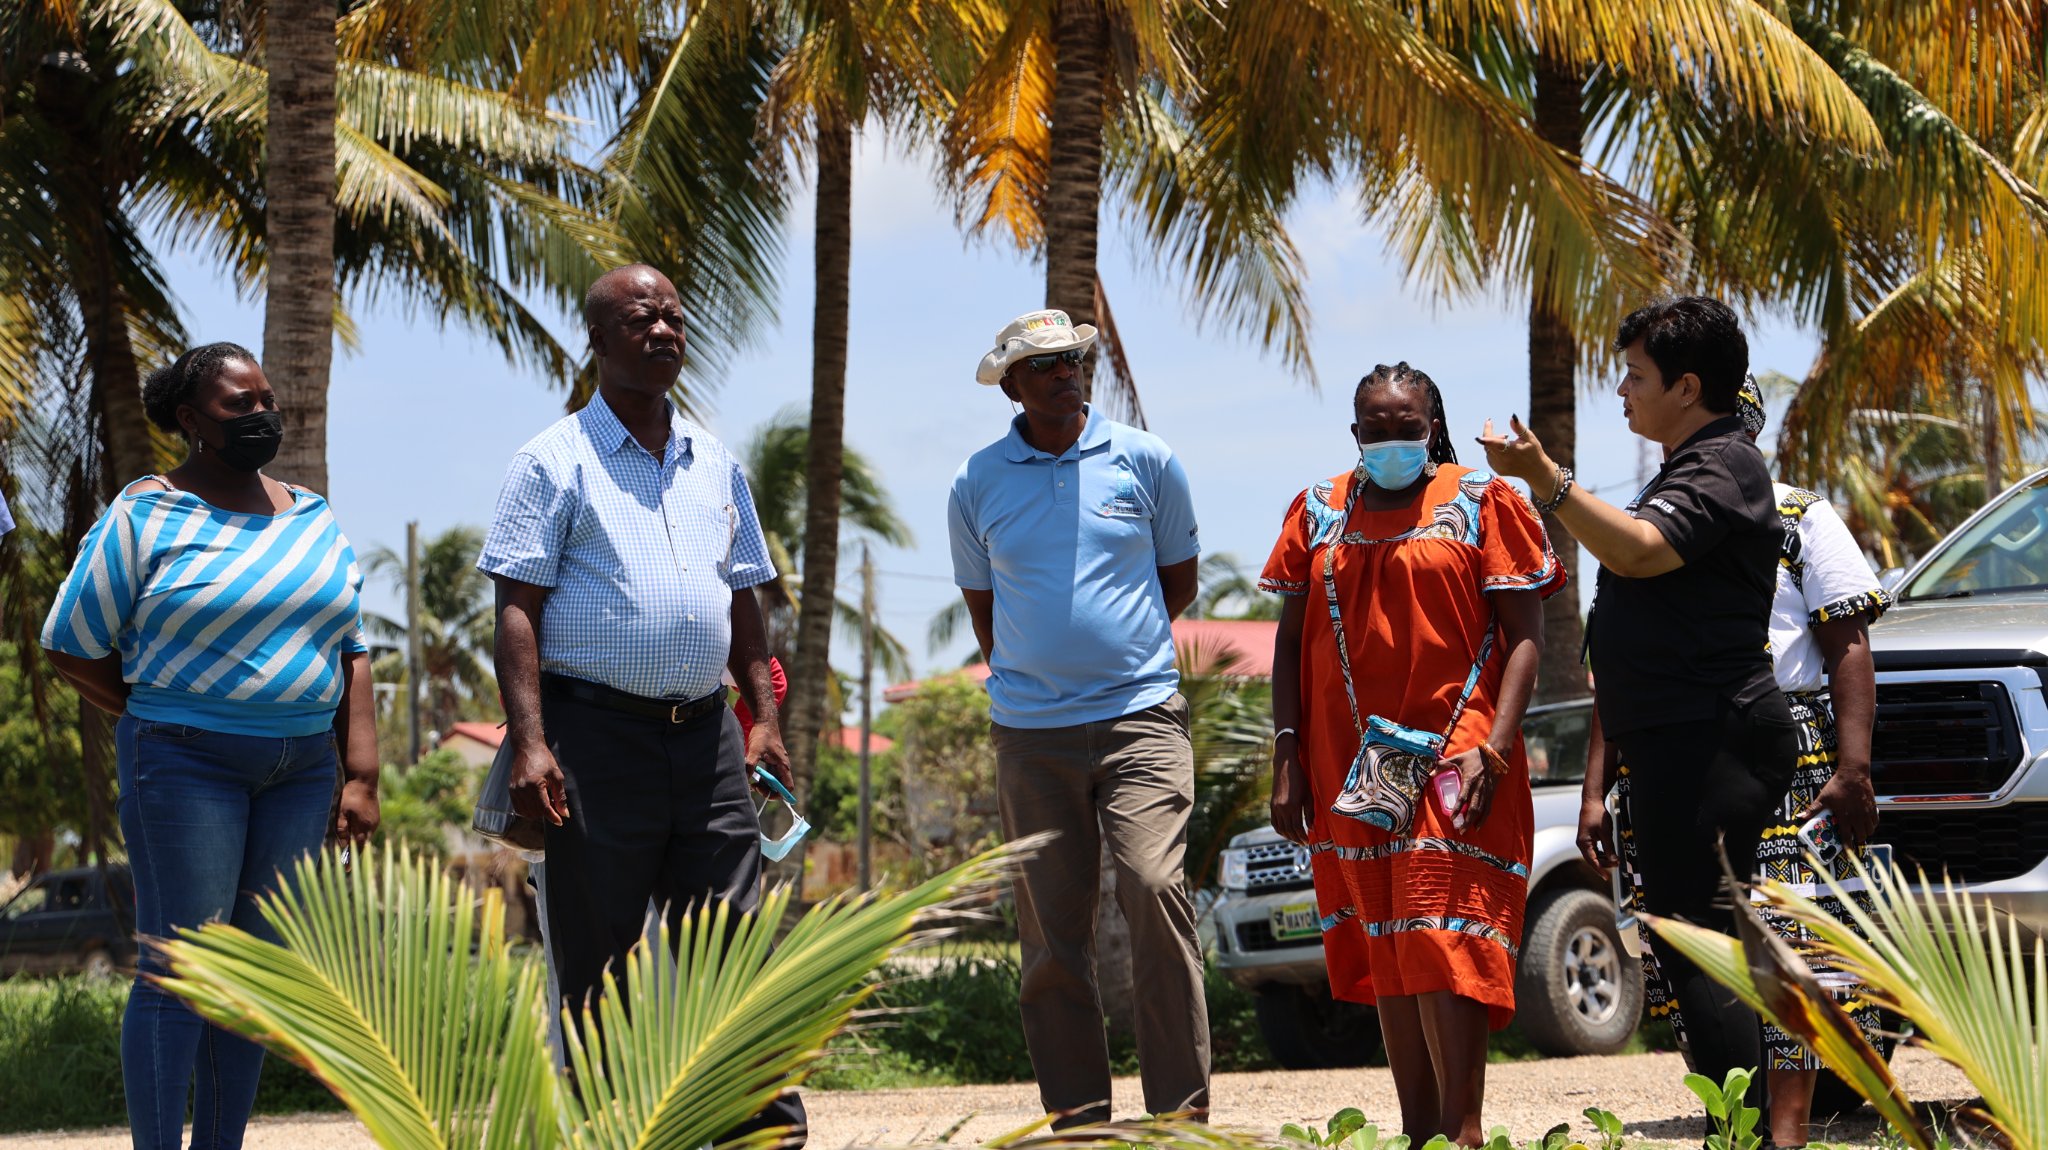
[727,462,775,590]
[478,452,571,587]
[1151,452,1201,565]
[41,499,143,659]
[338,538,370,655]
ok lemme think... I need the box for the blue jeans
[115,715,337,1150]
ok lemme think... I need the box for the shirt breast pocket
[691,502,735,575]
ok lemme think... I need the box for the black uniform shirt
[1588,415,1781,735]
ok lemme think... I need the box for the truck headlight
[1220,848,1250,891]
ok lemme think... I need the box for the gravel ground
[0,1048,1976,1149]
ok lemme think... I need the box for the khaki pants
[993,694,1211,1125]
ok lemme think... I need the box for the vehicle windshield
[1521,703,1590,787]
[1903,476,2048,600]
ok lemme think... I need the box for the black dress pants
[537,683,807,1145]
[1614,691,1798,1108]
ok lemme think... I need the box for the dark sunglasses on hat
[1021,348,1086,373]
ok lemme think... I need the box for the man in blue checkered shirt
[478,264,805,1143]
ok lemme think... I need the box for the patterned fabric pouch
[1331,715,1445,832]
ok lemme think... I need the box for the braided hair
[141,342,259,434]
[1353,361,1458,466]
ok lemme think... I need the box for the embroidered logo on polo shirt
[1647,497,1679,516]
[1100,462,1144,517]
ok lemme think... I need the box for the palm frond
[338,62,576,165]
[940,0,1055,251]
[1645,868,1934,1150]
[604,4,792,400]
[556,839,1035,1147]
[1430,0,1881,153]
[1106,82,1315,383]
[155,849,559,1149]
[154,840,1045,1150]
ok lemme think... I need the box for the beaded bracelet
[1534,464,1575,515]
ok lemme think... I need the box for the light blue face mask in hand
[1357,436,1432,489]
[751,765,813,861]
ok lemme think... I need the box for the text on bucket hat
[975,309,1099,385]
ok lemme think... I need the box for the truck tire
[1254,984,1382,1069]
[79,946,116,980]
[1515,887,1643,1056]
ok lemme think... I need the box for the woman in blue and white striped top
[41,342,380,1150]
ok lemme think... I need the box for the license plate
[1271,901,1319,941]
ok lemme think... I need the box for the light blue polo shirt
[947,406,1199,728]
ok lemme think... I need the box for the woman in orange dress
[1263,363,1560,1146]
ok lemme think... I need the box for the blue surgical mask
[1358,437,1431,489]
[752,766,812,861]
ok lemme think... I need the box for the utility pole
[858,541,875,892]
[406,520,422,764]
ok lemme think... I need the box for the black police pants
[537,688,807,1145]
[1614,691,1799,1108]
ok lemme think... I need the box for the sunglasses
[1020,349,1086,373]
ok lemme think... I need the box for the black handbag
[472,727,546,854]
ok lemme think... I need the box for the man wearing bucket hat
[948,308,1209,1126]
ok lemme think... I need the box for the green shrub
[808,954,1274,1090]
[0,977,341,1134]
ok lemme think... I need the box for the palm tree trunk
[1047,2,1130,1028]
[785,106,854,815]
[1529,58,1589,703]
[262,0,338,495]
[76,256,152,500]
[1045,0,1107,402]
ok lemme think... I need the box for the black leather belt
[542,673,726,724]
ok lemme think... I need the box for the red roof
[824,727,895,753]
[882,618,1277,703]
[441,721,507,749]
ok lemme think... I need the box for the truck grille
[1239,841,1315,892]
[1235,920,1318,952]
[1871,807,2048,885]
[1870,681,2023,796]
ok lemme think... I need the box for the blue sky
[158,135,1819,703]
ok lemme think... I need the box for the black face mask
[194,410,284,472]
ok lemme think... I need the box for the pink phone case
[1432,767,1462,819]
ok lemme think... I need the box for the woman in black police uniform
[1479,297,1794,1112]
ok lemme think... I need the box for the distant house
[882,617,1277,703]
[822,727,895,754]
[438,721,505,769]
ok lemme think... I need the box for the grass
[0,976,342,1135]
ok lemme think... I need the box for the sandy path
[0,1048,1975,1148]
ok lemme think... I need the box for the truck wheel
[1515,887,1643,1056]
[79,947,117,980]
[1254,984,1382,1069]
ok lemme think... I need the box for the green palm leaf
[152,840,1037,1150]
[155,849,558,1149]
[1649,851,2048,1150]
